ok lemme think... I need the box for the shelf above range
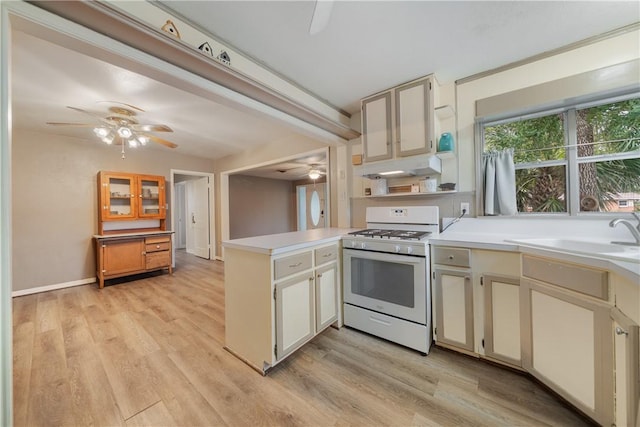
[355,190,457,199]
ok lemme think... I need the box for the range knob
[360,242,367,249]
[351,241,357,248]
[406,246,413,254]
[394,245,401,253]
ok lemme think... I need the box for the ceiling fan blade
[132,124,173,132]
[145,134,178,149]
[309,0,333,35]
[66,106,111,125]
[96,101,145,112]
[46,122,95,127]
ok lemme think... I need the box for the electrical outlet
[460,202,470,215]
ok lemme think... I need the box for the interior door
[304,183,326,229]
[186,177,210,259]
[174,182,186,249]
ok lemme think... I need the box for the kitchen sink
[508,238,640,264]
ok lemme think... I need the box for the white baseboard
[12,277,96,297]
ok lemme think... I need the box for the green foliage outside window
[484,98,640,213]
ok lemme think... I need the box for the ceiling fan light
[137,135,149,145]
[117,126,133,138]
[101,133,115,145]
[128,138,138,148]
[94,127,109,137]
[308,170,321,180]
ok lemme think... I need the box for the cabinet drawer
[315,244,338,265]
[522,255,608,300]
[274,251,312,280]
[433,247,470,267]
[146,250,171,270]
[146,242,170,253]
[145,235,170,245]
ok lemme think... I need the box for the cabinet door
[483,274,521,367]
[101,239,145,276]
[521,278,613,426]
[137,175,166,219]
[611,307,639,427]
[100,172,137,220]
[434,268,474,351]
[395,79,431,156]
[275,273,315,360]
[315,263,338,331]
[362,92,392,162]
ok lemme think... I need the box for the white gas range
[342,206,439,354]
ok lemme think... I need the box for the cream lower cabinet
[483,275,522,367]
[432,246,474,352]
[225,242,340,374]
[611,307,639,427]
[434,268,474,352]
[315,263,339,330]
[275,273,315,360]
[521,255,614,426]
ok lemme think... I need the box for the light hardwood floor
[13,250,591,426]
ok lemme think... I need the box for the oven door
[343,248,427,324]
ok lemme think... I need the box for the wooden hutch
[94,171,173,288]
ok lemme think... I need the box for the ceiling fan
[309,0,334,35]
[46,102,178,158]
[275,163,326,180]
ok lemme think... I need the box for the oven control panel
[344,238,426,256]
[391,208,408,217]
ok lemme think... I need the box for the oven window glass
[350,258,414,307]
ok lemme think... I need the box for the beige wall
[456,29,640,193]
[11,129,214,292]
[213,135,332,256]
[229,175,295,239]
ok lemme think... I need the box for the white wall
[456,29,640,192]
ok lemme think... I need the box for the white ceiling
[158,0,640,113]
[10,1,639,173]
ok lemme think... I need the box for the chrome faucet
[610,213,640,246]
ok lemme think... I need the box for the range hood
[355,154,442,179]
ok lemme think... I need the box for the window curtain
[482,149,517,215]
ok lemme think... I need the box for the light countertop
[223,228,358,255]
[430,218,639,282]
[93,230,174,239]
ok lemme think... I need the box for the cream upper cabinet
[361,75,435,162]
[362,92,392,162]
[395,79,432,156]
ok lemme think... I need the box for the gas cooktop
[347,228,432,241]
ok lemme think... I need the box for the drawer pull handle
[289,262,302,268]
[448,255,454,260]
[369,316,391,326]
[322,253,333,258]
[616,326,629,336]
[156,245,160,249]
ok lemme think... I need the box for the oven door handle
[343,249,424,264]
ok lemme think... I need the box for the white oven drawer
[344,304,430,354]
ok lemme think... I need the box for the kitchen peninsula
[223,228,355,374]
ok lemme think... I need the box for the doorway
[296,182,327,230]
[171,170,215,263]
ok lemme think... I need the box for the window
[483,96,640,214]
[618,200,629,207]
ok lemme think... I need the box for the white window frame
[479,92,640,216]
